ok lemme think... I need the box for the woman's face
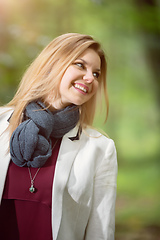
[57,48,101,108]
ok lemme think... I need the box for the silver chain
[28,167,41,185]
[28,139,58,191]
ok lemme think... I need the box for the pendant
[29,184,35,193]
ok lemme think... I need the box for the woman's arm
[85,139,118,240]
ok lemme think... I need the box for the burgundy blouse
[0,138,61,240]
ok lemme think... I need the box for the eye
[74,62,85,69]
[93,72,100,79]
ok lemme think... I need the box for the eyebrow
[78,58,101,72]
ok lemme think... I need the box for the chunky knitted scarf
[10,101,79,168]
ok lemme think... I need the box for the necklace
[28,139,58,193]
[28,167,40,193]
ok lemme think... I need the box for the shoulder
[0,107,14,120]
[82,127,115,148]
[0,107,14,119]
[0,107,14,133]
[81,127,117,159]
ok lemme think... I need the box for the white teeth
[74,83,87,93]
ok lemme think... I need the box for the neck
[47,97,71,111]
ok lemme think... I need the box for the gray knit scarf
[10,101,79,168]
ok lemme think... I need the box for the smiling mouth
[73,83,88,93]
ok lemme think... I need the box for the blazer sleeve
[84,139,118,240]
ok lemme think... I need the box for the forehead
[76,48,101,68]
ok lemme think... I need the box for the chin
[72,100,85,106]
[74,96,90,105]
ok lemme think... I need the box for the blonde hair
[6,33,108,136]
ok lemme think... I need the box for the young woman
[0,33,117,240]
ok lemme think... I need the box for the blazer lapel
[51,127,82,240]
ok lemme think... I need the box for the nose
[83,71,94,83]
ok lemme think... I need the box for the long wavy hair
[6,33,108,136]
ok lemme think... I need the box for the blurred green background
[0,0,159,239]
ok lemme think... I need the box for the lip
[73,83,89,94]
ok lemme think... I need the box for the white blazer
[0,107,118,240]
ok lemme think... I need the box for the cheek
[92,81,99,95]
[60,68,76,89]
[59,73,70,92]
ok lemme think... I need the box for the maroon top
[0,138,61,240]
